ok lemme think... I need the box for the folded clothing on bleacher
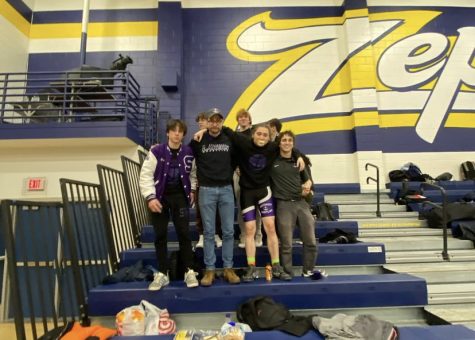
[102,260,154,284]
[312,313,398,340]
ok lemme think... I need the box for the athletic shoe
[238,236,245,248]
[303,269,328,279]
[272,264,292,281]
[196,234,204,248]
[242,265,258,282]
[148,272,169,291]
[184,268,199,288]
[214,234,222,248]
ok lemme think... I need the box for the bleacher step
[324,193,393,204]
[88,274,427,316]
[358,236,473,252]
[385,262,475,273]
[337,204,406,213]
[428,283,475,305]
[385,262,475,285]
[359,227,442,237]
[339,211,419,219]
[357,218,427,228]
[385,249,475,263]
[425,303,475,325]
[119,242,386,268]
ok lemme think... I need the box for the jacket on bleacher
[140,143,194,203]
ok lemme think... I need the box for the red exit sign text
[26,177,46,191]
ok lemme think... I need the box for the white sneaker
[302,269,328,279]
[196,234,204,248]
[238,237,245,248]
[148,272,169,291]
[214,234,222,248]
[184,269,199,288]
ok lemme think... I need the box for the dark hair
[268,118,282,133]
[251,123,271,136]
[195,112,208,122]
[277,130,295,144]
[167,119,187,135]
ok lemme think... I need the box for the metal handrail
[420,182,450,261]
[0,70,159,147]
[365,163,382,217]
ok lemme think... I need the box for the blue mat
[89,273,427,316]
[119,242,385,269]
[109,325,475,339]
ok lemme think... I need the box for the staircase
[325,192,475,327]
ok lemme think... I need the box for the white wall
[0,138,141,200]
[0,15,29,74]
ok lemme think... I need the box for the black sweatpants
[150,192,193,274]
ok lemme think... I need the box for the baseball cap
[208,108,224,120]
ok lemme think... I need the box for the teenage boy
[233,109,263,248]
[140,119,198,290]
[270,131,318,277]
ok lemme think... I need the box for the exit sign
[26,177,47,191]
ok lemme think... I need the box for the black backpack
[461,161,475,180]
[311,202,335,221]
[388,170,408,182]
[403,163,426,181]
[236,296,312,336]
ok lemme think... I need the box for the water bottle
[224,312,232,325]
[265,264,272,282]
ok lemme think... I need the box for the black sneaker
[242,265,258,282]
[272,264,292,281]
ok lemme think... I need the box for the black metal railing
[121,156,150,238]
[365,163,382,217]
[420,182,450,261]
[0,70,158,148]
[0,200,88,340]
[60,179,114,294]
[97,164,140,266]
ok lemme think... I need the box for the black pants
[150,192,193,274]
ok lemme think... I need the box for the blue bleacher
[313,183,360,194]
[388,181,475,200]
[140,220,359,243]
[109,325,475,340]
[119,241,385,268]
[88,273,426,316]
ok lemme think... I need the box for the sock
[247,257,256,266]
[271,259,280,266]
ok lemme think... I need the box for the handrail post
[1,73,8,121]
[365,163,381,217]
[421,182,449,260]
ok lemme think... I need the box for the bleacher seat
[88,273,426,316]
[139,220,359,243]
[119,242,385,268]
[388,181,475,200]
[109,325,475,340]
[313,183,360,194]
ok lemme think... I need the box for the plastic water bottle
[224,312,232,324]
